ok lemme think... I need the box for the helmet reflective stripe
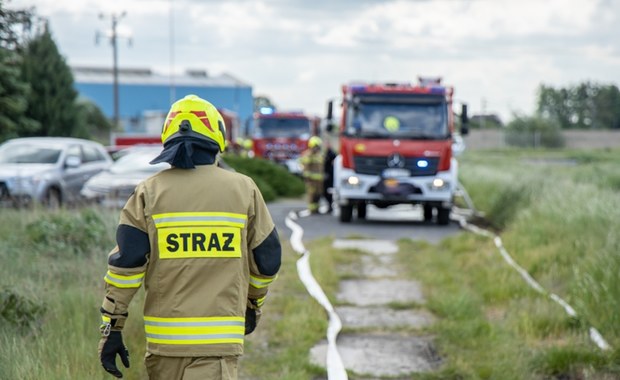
[161,94,226,152]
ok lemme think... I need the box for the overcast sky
[9,0,620,123]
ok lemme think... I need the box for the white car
[0,137,113,207]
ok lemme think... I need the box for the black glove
[245,306,257,335]
[99,330,130,378]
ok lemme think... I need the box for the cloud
[8,0,620,121]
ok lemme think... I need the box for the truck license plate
[384,178,399,188]
[383,168,410,178]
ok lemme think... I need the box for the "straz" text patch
[158,226,241,259]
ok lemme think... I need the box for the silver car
[81,145,235,208]
[81,145,169,208]
[0,137,113,207]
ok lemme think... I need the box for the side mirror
[460,104,469,136]
[326,100,334,120]
[65,155,82,168]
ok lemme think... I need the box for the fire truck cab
[251,110,318,174]
[327,77,468,224]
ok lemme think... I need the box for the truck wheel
[437,206,450,225]
[340,204,353,223]
[423,205,434,221]
[357,203,367,220]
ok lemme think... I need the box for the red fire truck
[250,110,319,174]
[326,77,468,224]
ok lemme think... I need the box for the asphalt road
[268,199,462,243]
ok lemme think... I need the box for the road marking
[285,211,348,380]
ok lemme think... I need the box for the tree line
[504,82,620,147]
[0,1,111,144]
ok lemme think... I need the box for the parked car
[81,145,168,208]
[82,145,234,208]
[0,137,113,207]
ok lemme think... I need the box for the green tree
[0,0,35,50]
[20,24,79,137]
[536,84,572,128]
[75,98,114,142]
[591,84,620,129]
[0,47,38,141]
[253,95,277,112]
[536,82,620,129]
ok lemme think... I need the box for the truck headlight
[343,176,362,188]
[428,178,449,190]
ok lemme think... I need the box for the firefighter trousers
[145,353,239,380]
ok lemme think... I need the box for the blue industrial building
[72,66,253,135]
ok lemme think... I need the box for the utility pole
[96,11,129,130]
[169,0,176,104]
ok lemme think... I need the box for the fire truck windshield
[345,97,448,139]
[255,118,311,139]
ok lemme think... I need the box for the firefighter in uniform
[97,94,282,380]
[300,136,324,214]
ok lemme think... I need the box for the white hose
[285,211,348,379]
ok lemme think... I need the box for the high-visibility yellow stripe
[144,316,244,323]
[250,275,276,289]
[104,271,145,288]
[255,295,266,307]
[144,316,244,345]
[153,212,247,228]
[146,336,244,345]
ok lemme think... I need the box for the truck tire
[340,204,353,223]
[423,205,434,222]
[437,206,450,225]
[357,203,367,220]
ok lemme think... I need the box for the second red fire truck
[250,110,319,174]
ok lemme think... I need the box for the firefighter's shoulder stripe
[153,212,247,228]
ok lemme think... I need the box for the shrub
[0,288,45,329]
[222,155,305,201]
[25,208,110,255]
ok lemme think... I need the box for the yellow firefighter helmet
[161,94,226,152]
[308,136,322,149]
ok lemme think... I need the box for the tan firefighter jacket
[100,164,281,357]
[300,149,324,184]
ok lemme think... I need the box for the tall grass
[0,207,333,379]
[400,148,620,378]
[0,207,120,380]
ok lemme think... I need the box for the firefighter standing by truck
[97,95,281,380]
[300,136,324,214]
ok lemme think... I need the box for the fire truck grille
[353,156,440,176]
